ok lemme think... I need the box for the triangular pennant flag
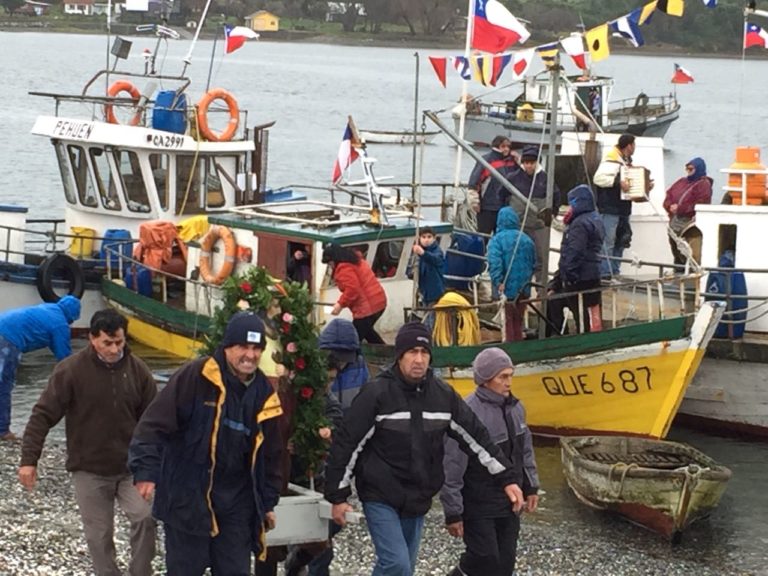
[656,0,684,17]
[452,56,472,80]
[536,43,559,69]
[512,49,534,79]
[610,8,645,47]
[560,35,587,69]
[471,55,492,86]
[586,24,610,62]
[702,0,716,7]
[428,56,447,88]
[639,1,657,25]
[490,54,512,86]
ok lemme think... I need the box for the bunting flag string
[426,0,724,88]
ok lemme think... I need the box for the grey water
[1,31,768,572]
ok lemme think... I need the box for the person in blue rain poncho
[0,295,81,440]
[486,207,536,342]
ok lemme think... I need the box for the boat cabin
[185,200,453,333]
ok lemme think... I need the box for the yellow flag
[639,1,658,24]
[536,43,559,70]
[586,24,610,62]
[656,0,684,17]
[471,55,493,86]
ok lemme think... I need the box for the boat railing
[102,241,222,316]
[609,94,678,116]
[0,219,109,263]
[474,101,578,127]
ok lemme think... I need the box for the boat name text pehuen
[52,120,95,140]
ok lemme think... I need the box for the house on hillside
[63,0,94,15]
[245,10,279,32]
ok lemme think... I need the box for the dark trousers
[353,309,385,344]
[477,210,498,236]
[459,515,520,576]
[165,518,252,576]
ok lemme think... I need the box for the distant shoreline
[1,21,764,60]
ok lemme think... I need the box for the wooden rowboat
[359,129,439,145]
[560,436,731,542]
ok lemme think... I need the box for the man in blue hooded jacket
[0,295,81,440]
[486,208,536,342]
[318,318,369,412]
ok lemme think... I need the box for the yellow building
[246,10,279,32]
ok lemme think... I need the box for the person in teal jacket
[486,207,535,342]
[0,295,81,440]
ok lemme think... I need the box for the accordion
[620,166,650,201]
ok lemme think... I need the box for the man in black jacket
[129,312,283,576]
[324,323,523,576]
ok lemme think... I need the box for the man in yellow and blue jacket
[129,312,283,575]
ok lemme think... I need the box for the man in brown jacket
[18,309,157,576]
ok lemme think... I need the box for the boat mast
[411,52,420,196]
[452,0,476,190]
[539,54,560,338]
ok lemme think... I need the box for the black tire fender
[36,253,85,303]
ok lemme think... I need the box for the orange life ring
[199,225,237,284]
[105,80,142,125]
[197,88,239,142]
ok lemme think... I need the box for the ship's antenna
[182,0,215,75]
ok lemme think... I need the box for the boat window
[116,150,151,213]
[204,157,226,208]
[54,142,76,205]
[372,240,404,278]
[718,224,737,259]
[175,155,203,215]
[148,153,169,211]
[67,145,98,208]
[89,148,121,211]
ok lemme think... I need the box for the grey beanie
[472,348,514,385]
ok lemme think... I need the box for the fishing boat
[359,129,440,145]
[560,436,731,542]
[456,72,680,148]
[0,28,302,329]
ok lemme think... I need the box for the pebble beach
[0,440,761,576]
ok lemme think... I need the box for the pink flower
[236,299,250,310]
[286,342,298,353]
[282,312,294,323]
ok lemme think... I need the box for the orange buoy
[199,225,237,284]
[104,80,142,125]
[196,88,239,142]
[727,147,767,205]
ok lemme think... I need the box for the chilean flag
[331,123,360,184]
[745,23,768,49]
[224,25,259,54]
[472,0,530,54]
[671,63,694,84]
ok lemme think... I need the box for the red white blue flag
[471,0,530,54]
[331,123,360,184]
[671,63,694,84]
[745,23,768,49]
[224,25,259,54]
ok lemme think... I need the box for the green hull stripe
[363,317,689,367]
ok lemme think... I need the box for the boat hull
[459,108,679,148]
[560,436,731,540]
[364,303,723,438]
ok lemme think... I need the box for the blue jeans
[362,501,425,576]
[0,336,22,435]
[599,213,628,277]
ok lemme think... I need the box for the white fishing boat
[359,129,440,145]
[0,28,303,329]
[456,72,680,148]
